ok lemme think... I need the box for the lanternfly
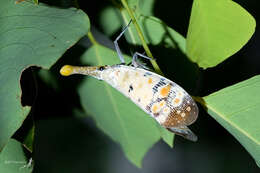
[60,21,199,142]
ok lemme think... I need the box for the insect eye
[99,66,105,71]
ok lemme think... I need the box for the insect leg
[131,52,152,69]
[114,20,132,64]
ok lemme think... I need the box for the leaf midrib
[204,101,260,145]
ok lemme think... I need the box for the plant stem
[87,31,99,45]
[193,96,204,106]
[120,0,163,75]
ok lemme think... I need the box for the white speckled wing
[101,65,198,128]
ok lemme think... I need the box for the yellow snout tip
[60,65,74,76]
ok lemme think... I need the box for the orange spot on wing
[148,78,153,84]
[174,98,180,104]
[160,85,171,97]
[159,101,165,107]
[152,105,158,113]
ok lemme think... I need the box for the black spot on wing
[128,84,133,93]
[146,105,151,112]
[152,78,166,93]
[143,72,152,76]
[153,112,159,117]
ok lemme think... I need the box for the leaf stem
[192,96,206,109]
[120,0,163,75]
[87,31,99,45]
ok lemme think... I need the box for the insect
[60,21,199,142]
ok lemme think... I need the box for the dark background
[18,0,260,172]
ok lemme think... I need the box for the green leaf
[23,125,35,153]
[0,139,33,172]
[137,0,155,16]
[158,125,174,147]
[99,0,155,36]
[126,0,156,16]
[0,0,89,151]
[78,44,173,167]
[99,5,186,53]
[200,75,260,167]
[121,12,186,53]
[99,6,122,36]
[186,0,256,69]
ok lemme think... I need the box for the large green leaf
[200,75,260,167]
[77,44,173,167]
[0,139,33,172]
[186,0,256,68]
[0,0,89,151]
